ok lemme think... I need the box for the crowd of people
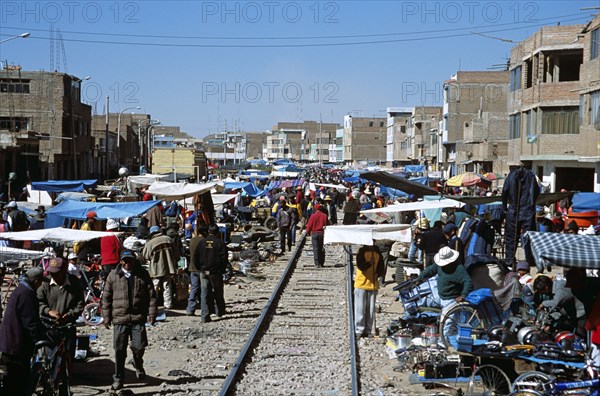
[0,166,599,392]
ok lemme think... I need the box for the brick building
[508,21,600,192]
[443,71,510,178]
[343,116,387,165]
[0,69,93,188]
[406,107,443,171]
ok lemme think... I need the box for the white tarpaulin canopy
[313,183,349,191]
[179,194,236,210]
[146,181,216,200]
[360,198,465,223]
[324,224,411,246]
[0,246,46,262]
[0,228,121,243]
[127,174,171,191]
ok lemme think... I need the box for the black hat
[566,221,579,233]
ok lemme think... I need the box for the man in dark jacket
[103,250,157,391]
[418,220,448,267]
[343,191,361,225]
[444,223,465,265]
[198,224,229,323]
[186,224,209,316]
[0,267,45,396]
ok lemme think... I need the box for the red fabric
[100,235,122,266]
[142,193,152,201]
[592,326,600,345]
[306,210,329,234]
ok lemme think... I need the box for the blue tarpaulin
[223,182,265,198]
[571,193,600,213]
[404,165,425,175]
[44,200,161,229]
[31,180,97,193]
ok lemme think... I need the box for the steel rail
[218,232,307,396]
[346,245,360,396]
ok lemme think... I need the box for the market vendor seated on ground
[533,274,587,337]
[417,246,473,311]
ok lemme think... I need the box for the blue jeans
[186,271,201,314]
[200,272,225,320]
[408,240,422,262]
[440,297,458,338]
[291,223,297,245]
[311,232,325,267]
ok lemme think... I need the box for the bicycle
[79,265,106,326]
[1,261,26,307]
[29,317,75,396]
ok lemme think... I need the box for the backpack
[9,210,29,231]
[279,209,290,227]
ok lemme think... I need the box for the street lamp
[117,106,141,148]
[0,32,30,45]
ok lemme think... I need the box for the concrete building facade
[272,121,340,162]
[386,107,412,167]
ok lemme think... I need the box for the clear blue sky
[1,0,598,137]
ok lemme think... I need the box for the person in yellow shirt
[354,244,385,338]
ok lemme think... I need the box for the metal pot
[390,334,412,349]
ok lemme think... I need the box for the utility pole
[105,95,109,180]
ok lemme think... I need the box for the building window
[541,107,579,134]
[509,113,521,139]
[0,117,29,131]
[591,28,599,60]
[525,59,533,88]
[400,125,406,133]
[401,141,407,151]
[591,91,600,125]
[509,66,522,91]
[369,121,374,127]
[0,79,31,93]
[379,121,384,127]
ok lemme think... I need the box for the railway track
[71,233,361,395]
[220,235,359,395]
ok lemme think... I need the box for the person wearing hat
[536,210,554,233]
[443,223,464,265]
[0,267,45,395]
[74,211,101,264]
[552,212,565,232]
[103,250,157,391]
[306,203,330,267]
[342,190,361,225]
[37,257,84,377]
[417,246,473,312]
[141,226,177,310]
[100,219,123,279]
[5,201,29,247]
[81,211,99,231]
[29,205,46,230]
[324,195,337,225]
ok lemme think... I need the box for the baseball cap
[516,261,530,271]
[46,257,66,273]
[86,211,97,219]
[120,250,136,261]
[67,252,78,260]
[149,225,161,235]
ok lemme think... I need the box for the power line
[0,12,590,41]
[0,16,589,48]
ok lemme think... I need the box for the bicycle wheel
[468,364,513,396]
[440,303,488,349]
[82,302,104,326]
[29,362,53,396]
[511,371,554,392]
